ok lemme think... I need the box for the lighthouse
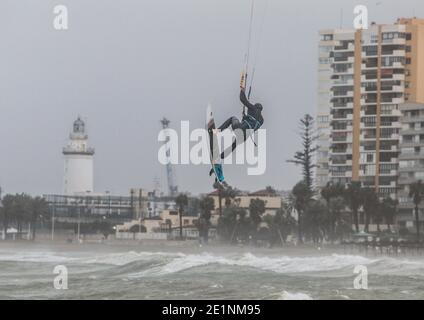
[63,117,95,195]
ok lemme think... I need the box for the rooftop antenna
[340,8,344,28]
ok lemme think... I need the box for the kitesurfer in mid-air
[216,88,264,160]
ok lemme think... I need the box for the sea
[0,242,423,300]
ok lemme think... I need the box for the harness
[243,114,262,131]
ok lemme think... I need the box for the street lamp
[77,200,82,243]
[51,202,55,241]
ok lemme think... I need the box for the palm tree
[1,195,14,240]
[345,182,363,233]
[265,186,277,196]
[329,196,346,241]
[249,198,266,241]
[217,206,237,241]
[175,194,189,240]
[409,181,424,242]
[291,181,311,244]
[321,182,345,240]
[380,197,398,232]
[14,194,32,239]
[304,199,327,243]
[213,184,239,215]
[198,197,215,243]
[267,207,296,246]
[30,196,48,241]
[361,188,379,233]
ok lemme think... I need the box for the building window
[321,34,333,41]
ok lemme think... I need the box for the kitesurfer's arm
[240,89,255,110]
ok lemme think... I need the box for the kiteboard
[206,104,228,188]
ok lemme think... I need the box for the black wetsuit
[219,90,264,159]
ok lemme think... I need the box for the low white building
[115,209,198,240]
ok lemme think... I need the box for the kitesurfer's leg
[220,127,248,160]
[219,117,242,132]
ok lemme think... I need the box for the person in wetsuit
[218,88,264,159]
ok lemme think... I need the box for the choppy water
[0,243,423,300]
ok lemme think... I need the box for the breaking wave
[2,250,424,279]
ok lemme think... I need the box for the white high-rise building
[63,117,95,195]
[316,31,337,190]
[316,18,424,199]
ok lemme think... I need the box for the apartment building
[316,33,334,189]
[398,103,424,229]
[317,18,424,202]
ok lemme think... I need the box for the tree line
[0,194,49,240]
[287,114,423,244]
[0,193,116,240]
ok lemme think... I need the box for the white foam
[82,251,184,266]
[0,251,77,263]
[127,252,377,278]
[278,291,313,300]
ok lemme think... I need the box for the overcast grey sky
[0,0,422,196]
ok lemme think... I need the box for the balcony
[400,141,424,148]
[364,98,377,104]
[333,91,354,98]
[332,125,351,132]
[382,49,406,57]
[380,97,404,104]
[381,62,404,69]
[399,152,424,160]
[362,74,378,81]
[333,79,354,86]
[392,85,405,92]
[334,42,355,51]
[393,74,405,81]
[362,51,378,58]
[381,134,400,140]
[361,112,376,118]
[331,136,353,144]
[332,148,353,155]
[362,63,378,70]
[333,56,354,63]
[380,121,401,128]
[333,68,354,75]
[380,145,399,152]
[388,109,402,117]
[382,38,406,45]
[399,165,424,173]
[402,115,424,123]
[330,171,352,178]
[362,134,377,140]
[362,123,376,129]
